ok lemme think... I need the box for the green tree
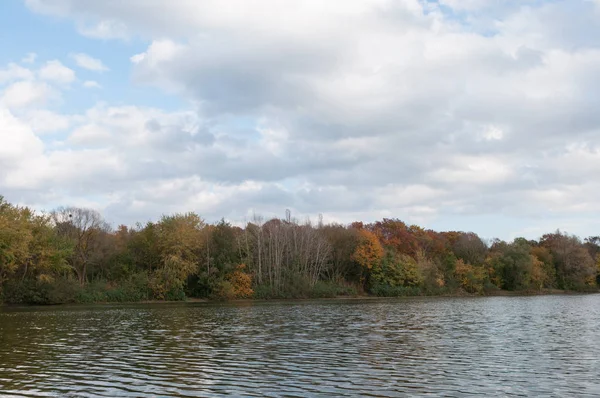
[489,240,535,291]
[0,198,33,288]
[150,213,205,299]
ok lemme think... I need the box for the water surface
[1,295,599,397]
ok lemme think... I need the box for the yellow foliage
[454,259,485,293]
[0,202,33,282]
[229,264,254,299]
[38,274,54,283]
[530,254,546,290]
[585,255,598,287]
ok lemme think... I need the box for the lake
[1,295,599,397]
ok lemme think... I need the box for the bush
[2,277,81,305]
[212,280,236,301]
[164,287,186,301]
[76,273,152,303]
[310,281,358,298]
[2,279,41,304]
[2,272,153,305]
[370,284,422,297]
[252,284,279,299]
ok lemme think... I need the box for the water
[1,295,599,397]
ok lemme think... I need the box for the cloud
[77,19,129,40]
[38,60,76,84]
[0,80,56,108]
[21,53,37,64]
[12,0,600,239]
[71,53,109,72]
[83,80,102,89]
[22,109,71,134]
[0,63,35,84]
[0,108,45,176]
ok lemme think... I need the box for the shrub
[310,281,358,298]
[229,264,253,298]
[252,284,279,299]
[370,284,422,297]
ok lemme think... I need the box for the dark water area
[1,295,599,397]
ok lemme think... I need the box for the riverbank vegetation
[1,196,599,304]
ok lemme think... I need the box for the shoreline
[4,289,597,308]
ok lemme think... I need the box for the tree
[51,207,111,286]
[453,232,487,266]
[416,250,445,292]
[352,229,384,276]
[530,246,556,288]
[151,213,205,299]
[229,264,253,298]
[541,231,596,290]
[596,255,600,286]
[321,224,360,282]
[0,199,33,287]
[489,240,535,291]
[530,255,547,290]
[454,258,485,294]
[22,212,72,282]
[371,219,419,257]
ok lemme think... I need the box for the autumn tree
[416,250,445,292]
[375,251,422,287]
[0,199,33,288]
[530,246,556,288]
[215,263,254,300]
[51,207,111,286]
[453,232,488,266]
[352,229,384,277]
[371,219,419,257]
[541,231,596,290]
[150,213,205,299]
[454,258,485,294]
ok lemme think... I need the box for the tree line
[1,196,598,304]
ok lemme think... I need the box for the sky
[1,0,599,241]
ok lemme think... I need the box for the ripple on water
[1,296,600,397]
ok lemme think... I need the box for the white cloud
[83,80,102,89]
[71,53,109,72]
[38,60,76,84]
[12,0,600,239]
[21,53,37,64]
[69,123,112,145]
[0,108,44,171]
[131,39,184,65]
[0,63,34,84]
[23,109,71,134]
[481,125,504,141]
[438,0,490,11]
[0,80,55,108]
[78,19,129,40]
[430,156,513,185]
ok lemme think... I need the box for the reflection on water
[1,296,600,397]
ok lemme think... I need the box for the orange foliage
[353,229,384,270]
[229,264,254,298]
[371,219,420,257]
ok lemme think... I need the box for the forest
[1,196,599,304]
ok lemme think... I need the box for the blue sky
[0,0,185,112]
[1,0,599,241]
